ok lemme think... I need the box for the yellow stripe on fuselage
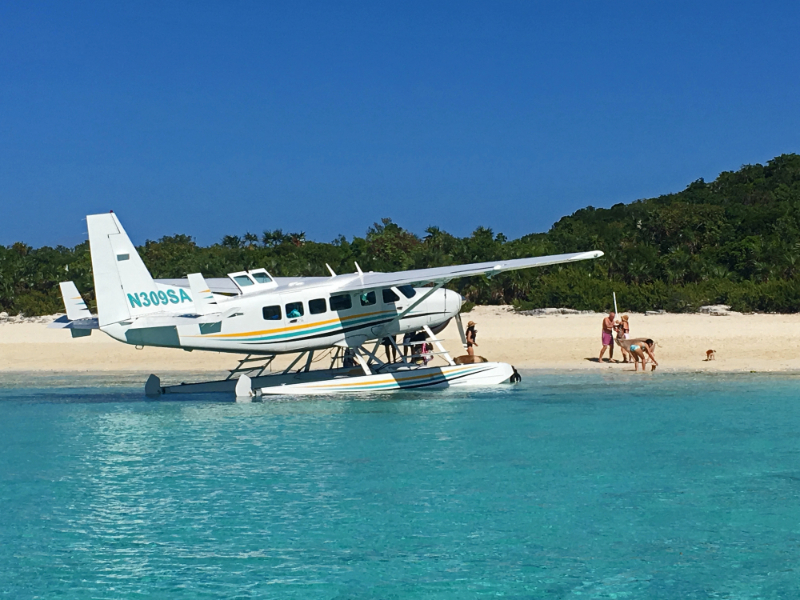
[196,309,394,339]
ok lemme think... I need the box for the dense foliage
[3,154,800,316]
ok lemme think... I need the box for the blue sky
[2,1,799,248]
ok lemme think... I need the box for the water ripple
[2,373,800,597]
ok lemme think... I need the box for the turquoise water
[2,372,800,599]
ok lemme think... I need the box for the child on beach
[615,315,630,362]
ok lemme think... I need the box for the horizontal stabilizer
[48,314,100,331]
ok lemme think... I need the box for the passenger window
[309,298,327,315]
[330,294,352,311]
[251,272,272,284]
[398,285,417,299]
[360,291,376,306]
[285,302,304,319]
[234,275,255,287]
[382,288,400,303]
[262,305,281,320]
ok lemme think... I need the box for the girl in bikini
[466,321,478,356]
[629,339,658,372]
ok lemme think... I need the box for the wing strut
[423,324,455,366]
[371,280,449,339]
[454,313,468,349]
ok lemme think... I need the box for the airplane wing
[332,250,603,292]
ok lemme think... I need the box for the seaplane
[51,212,603,397]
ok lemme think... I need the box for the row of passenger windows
[262,286,417,321]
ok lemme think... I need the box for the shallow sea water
[2,371,800,599]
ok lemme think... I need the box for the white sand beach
[2,307,800,374]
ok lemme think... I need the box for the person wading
[599,311,616,363]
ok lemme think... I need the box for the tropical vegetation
[3,153,800,316]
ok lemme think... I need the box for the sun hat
[467,320,476,326]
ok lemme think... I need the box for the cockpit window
[233,275,254,287]
[309,298,327,314]
[251,272,272,284]
[330,294,352,311]
[397,285,416,299]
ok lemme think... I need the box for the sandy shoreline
[2,306,800,376]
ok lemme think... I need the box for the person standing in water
[466,320,478,356]
[599,311,616,362]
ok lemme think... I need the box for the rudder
[87,212,160,326]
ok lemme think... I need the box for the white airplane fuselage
[100,279,462,355]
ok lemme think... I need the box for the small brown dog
[705,349,716,361]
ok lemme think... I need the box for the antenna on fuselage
[354,262,363,277]
[326,263,337,277]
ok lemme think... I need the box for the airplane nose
[447,290,465,315]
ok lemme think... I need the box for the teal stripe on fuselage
[213,312,394,344]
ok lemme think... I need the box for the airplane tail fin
[87,212,160,327]
[187,273,220,315]
[49,280,99,336]
[59,281,93,321]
